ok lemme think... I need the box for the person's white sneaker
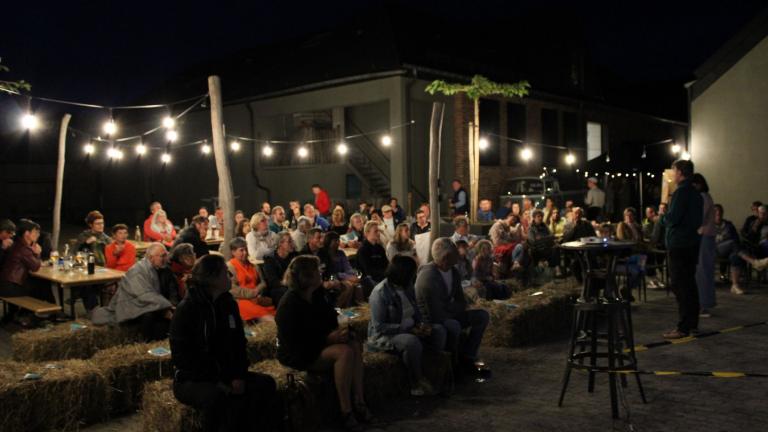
[731,285,745,295]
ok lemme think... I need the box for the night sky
[1,0,765,119]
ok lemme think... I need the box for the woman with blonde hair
[330,207,349,236]
[386,223,418,263]
[151,210,177,247]
[246,212,278,260]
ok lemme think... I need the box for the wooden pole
[208,76,235,259]
[470,98,480,223]
[429,102,444,258]
[52,113,71,251]
[467,121,474,220]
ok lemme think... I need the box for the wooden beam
[52,113,71,251]
[208,76,235,259]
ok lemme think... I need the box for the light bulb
[166,130,178,142]
[103,120,117,135]
[520,147,533,161]
[84,143,95,154]
[298,146,309,158]
[136,144,147,155]
[681,151,691,161]
[641,148,647,159]
[161,153,171,163]
[230,141,241,152]
[114,150,124,160]
[337,142,348,155]
[671,144,681,154]
[162,117,175,129]
[21,113,39,130]
[565,153,576,165]
[262,145,273,157]
[201,144,211,155]
[107,148,119,159]
[605,154,611,163]
[478,137,489,150]
[381,135,392,146]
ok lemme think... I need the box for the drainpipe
[246,102,271,202]
[684,80,695,155]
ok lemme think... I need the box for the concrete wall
[691,35,768,224]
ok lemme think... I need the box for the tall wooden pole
[429,102,444,258]
[471,98,480,223]
[52,113,71,250]
[208,76,235,259]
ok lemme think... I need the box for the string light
[262,144,273,157]
[565,153,576,165]
[162,117,175,129]
[103,120,117,136]
[381,135,392,147]
[165,130,178,142]
[21,113,39,130]
[520,147,533,161]
[201,144,211,155]
[84,143,95,154]
[552,168,557,173]
[136,143,147,155]
[107,147,123,160]
[671,143,681,154]
[297,146,309,158]
[337,142,348,155]
[478,137,489,150]
[605,153,611,163]
[230,140,241,152]
[641,146,647,159]
[681,151,691,160]
[576,169,580,173]
[161,153,171,164]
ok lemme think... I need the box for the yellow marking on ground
[654,371,681,376]
[670,336,696,344]
[711,372,746,378]
[719,326,743,333]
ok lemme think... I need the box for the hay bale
[12,320,143,362]
[362,352,408,405]
[481,280,580,347]
[141,380,203,432]
[245,321,278,362]
[0,359,108,431]
[347,304,371,341]
[92,340,173,415]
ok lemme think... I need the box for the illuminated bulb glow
[381,135,392,146]
[21,113,39,130]
[671,144,681,154]
[478,138,489,150]
[161,153,171,163]
[103,120,117,135]
[520,147,533,161]
[166,130,178,142]
[297,147,309,158]
[681,151,691,161]
[262,145,273,157]
[136,144,147,155]
[230,141,241,152]
[201,144,211,155]
[565,153,576,165]
[337,142,348,155]
[84,143,95,154]
[162,117,175,129]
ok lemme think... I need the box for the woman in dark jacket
[261,232,296,306]
[170,254,279,432]
[318,231,362,308]
[275,255,372,431]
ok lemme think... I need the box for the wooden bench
[1,296,61,315]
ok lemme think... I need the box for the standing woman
[275,255,372,431]
[693,173,717,317]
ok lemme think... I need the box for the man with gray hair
[415,237,490,376]
[584,177,606,221]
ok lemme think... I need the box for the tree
[426,75,530,222]
[0,61,31,94]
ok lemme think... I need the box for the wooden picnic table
[30,265,125,318]
[129,240,152,256]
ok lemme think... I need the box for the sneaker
[699,309,712,318]
[731,285,745,295]
[662,329,689,339]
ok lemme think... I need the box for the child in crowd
[455,240,473,282]
[473,240,511,300]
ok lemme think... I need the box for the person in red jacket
[312,184,331,217]
[105,224,136,272]
[143,201,163,241]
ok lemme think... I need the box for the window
[541,109,559,166]
[563,112,583,149]
[506,103,526,166]
[479,99,500,166]
[587,122,602,161]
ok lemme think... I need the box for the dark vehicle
[498,176,585,209]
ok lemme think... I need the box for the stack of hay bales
[12,320,142,362]
[245,321,277,362]
[481,281,580,347]
[141,380,203,432]
[92,340,173,414]
[0,359,108,431]
[362,352,408,405]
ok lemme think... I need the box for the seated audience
[330,207,349,236]
[143,201,163,241]
[76,210,111,312]
[105,224,137,271]
[343,213,365,248]
[319,231,363,308]
[269,206,287,233]
[300,228,324,256]
[740,201,763,240]
[489,213,524,276]
[358,201,371,221]
[616,207,643,241]
[713,204,739,267]
[542,198,556,224]
[450,216,479,250]
[171,255,280,432]
[291,216,312,252]
[410,209,431,239]
[390,197,406,225]
[260,201,272,218]
[561,207,597,243]
[454,240,473,282]
[227,238,275,322]
[730,204,768,294]
[234,210,246,226]
[92,243,175,341]
[235,218,251,238]
[149,210,177,247]
[496,200,513,220]
[208,207,224,232]
[547,208,566,238]
[472,239,510,300]
[477,199,495,222]
[0,219,16,267]
[261,232,297,306]
[380,205,397,240]
[358,221,389,295]
[246,212,279,260]
[526,209,558,269]
[369,210,391,246]
[275,255,372,430]
[386,223,418,262]
[415,238,490,375]
[642,206,657,240]
[287,200,303,230]
[198,207,209,219]
[174,215,210,258]
[0,219,43,325]
[615,208,646,296]
[304,203,330,231]
[168,243,195,299]
[368,256,446,396]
